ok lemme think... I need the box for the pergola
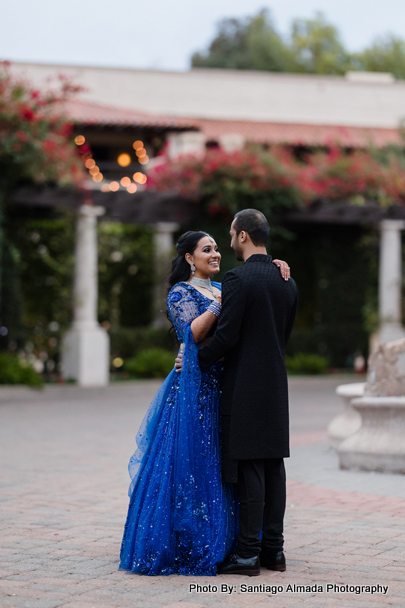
[8,88,405,385]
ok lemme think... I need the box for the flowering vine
[0,60,84,190]
[147,145,405,215]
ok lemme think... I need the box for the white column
[167,131,206,159]
[62,205,110,386]
[152,222,179,328]
[378,219,405,343]
[219,133,246,152]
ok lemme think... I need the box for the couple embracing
[119,209,298,577]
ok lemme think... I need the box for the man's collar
[244,253,273,264]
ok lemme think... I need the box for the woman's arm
[273,259,290,281]
[190,308,218,343]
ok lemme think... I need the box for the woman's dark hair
[168,231,212,290]
[233,209,269,247]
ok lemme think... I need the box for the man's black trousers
[236,458,286,559]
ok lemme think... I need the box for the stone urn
[338,338,405,473]
[328,383,364,449]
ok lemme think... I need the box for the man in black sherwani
[198,209,298,576]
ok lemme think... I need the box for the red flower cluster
[0,61,85,189]
[301,148,405,205]
[147,145,405,212]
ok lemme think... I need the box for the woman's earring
[191,263,196,276]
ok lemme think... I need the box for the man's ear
[239,230,247,243]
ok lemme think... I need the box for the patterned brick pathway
[1,378,405,608]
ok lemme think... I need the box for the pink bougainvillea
[147,145,405,213]
[0,61,85,188]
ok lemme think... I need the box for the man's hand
[175,343,184,373]
[273,259,290,281]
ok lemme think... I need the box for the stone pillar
[219,133,246,152]
[378,220,405,343]
[167,131,206,159]
[152,222,179,328]
[62,205,110,386]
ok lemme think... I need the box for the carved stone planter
[328,383,364,449]
[338,396,405,474]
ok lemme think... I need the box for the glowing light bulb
[139,156,149,165]
[117,153,131,167]
[89,166,100,176]
[109,181,119,192]
[85,158,96,169]
[127,183,137,193]
[74,135,85,145]
[133,172,143,183]
[93,173,103,182]
[135,148,146,158]
[112,357,124,368]
[133,140,143,150]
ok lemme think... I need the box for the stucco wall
[10,61,405,129]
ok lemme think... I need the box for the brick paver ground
[1,377,405,608]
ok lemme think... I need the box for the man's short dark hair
[233,209,269,247]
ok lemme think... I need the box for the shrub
[124,348,175,378]
[285,352,329,375]
[0,353,43,387]
[110,326,177,360]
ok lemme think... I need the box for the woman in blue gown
[119,231,289,576]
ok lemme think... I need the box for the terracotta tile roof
[63,99,401,147]
[63,99,196,129]
[194,118,402,148]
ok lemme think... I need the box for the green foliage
[192,9,295,72]
[110,326,177,360]
[6,217,155,369]
[192,9,405,79]
[124,348,175,378]
[279,224,374,367]
[8,214,75,359]
[97,222,155,327]
[285,352,329,374]
[291,12,351,75]
[0,353,43,386]
[353,35,405,80]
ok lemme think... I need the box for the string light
[85,158,96,169]
[120,176,131,187]
[133,140,143,150]
[127,183,137,193]
[136,148,146,158]
[74,135,85,145]
[109,181,119,192]
[93,173,103,182]
[89,166,100,176]
[139,156,149,165]
[117,153,131,167]
[133,172,147,184]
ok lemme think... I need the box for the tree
[290,12,352,75]
[191,9,295,72]
[353,34,405,79]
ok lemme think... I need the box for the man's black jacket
[198,254,298,482]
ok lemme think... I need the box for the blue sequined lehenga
[119,282,238,576]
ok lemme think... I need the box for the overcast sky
[3,0,405,71]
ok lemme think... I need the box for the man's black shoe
[217,553,260,576]
[261,550,286,572]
